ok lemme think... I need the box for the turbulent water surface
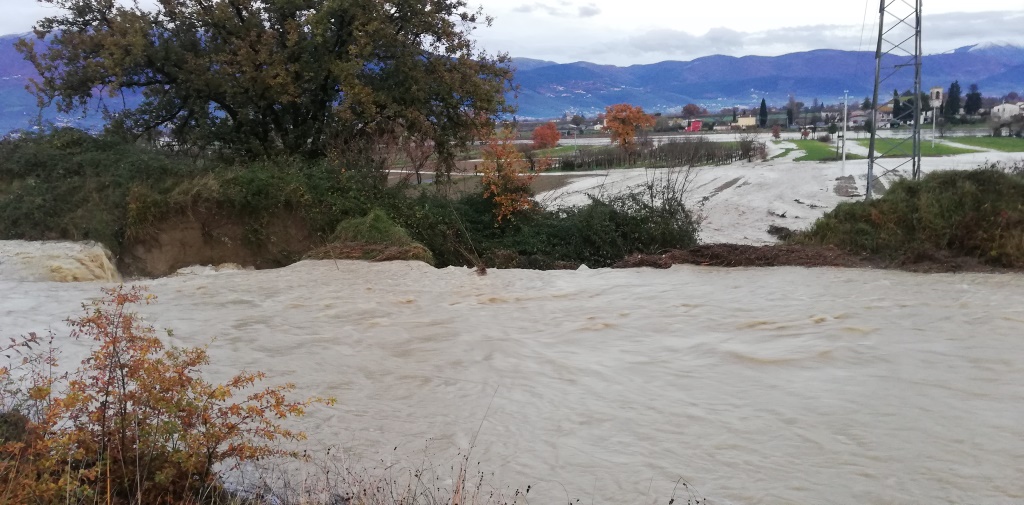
[2,251,1023,504]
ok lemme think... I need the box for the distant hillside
[2,33,1022,132]
[513,44,1024,118]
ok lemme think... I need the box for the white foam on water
[0,240,121,282]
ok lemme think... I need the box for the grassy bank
[796,165,1024,267]
[792,140,866,162]
[0,129,701,273]
[943,136,1024,152]
[854,138,980,157]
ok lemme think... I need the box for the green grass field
[855,139,980,157]
[942,136,1024,152]
[770,147,796,160]
[534,144,592,156]
[793,140,866,162]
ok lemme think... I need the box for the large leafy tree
[681,103,703,118]
[17,0,514,165]
[604,103,654,152]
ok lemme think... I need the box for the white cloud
[477,8,1024,64]
[578,4,601,18]
[2,1,1022,65]
[511,3,566,16]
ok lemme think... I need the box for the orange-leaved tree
[531,122,560,149]
[0,285,335,504]
[480,126,551,222]
[604,103,655,152]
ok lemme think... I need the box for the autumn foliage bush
[0,285,333,504]
[480,127,550,222]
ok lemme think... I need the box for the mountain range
[510,43,1024,118]
[1,32,1022,133]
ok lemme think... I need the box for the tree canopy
[604,103,654,152]
[758,99,768,128]
[964,84,983,116]
[531,122,560,149]
[681,103,703,118]
[17,0,515,164]
[945,81,962,118]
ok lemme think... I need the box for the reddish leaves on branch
[0,285,335,504]
[531,122,560,149]
[480,126,550,222]
[604,103,655,152]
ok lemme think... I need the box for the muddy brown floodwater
[3,259,1023,504]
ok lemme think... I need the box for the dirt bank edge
[613,244,1024,274]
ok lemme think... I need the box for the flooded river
[2,258,1023,504]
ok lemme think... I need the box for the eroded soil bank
[116,208,1024,278]
[109,210,1024,278]
[119,209,316,277]
[613,243,1023,274]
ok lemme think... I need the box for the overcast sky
[4,0,1023,64]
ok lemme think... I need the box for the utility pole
[867,0,923,199]
[842,90,849,174]
[932,109,937,148]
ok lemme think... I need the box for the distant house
[848,108,891,129]
[992,102,1024,120]
[848,110,867,127]
[876,105,894,124]
[735,116,756,129]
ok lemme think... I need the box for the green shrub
[0,128,207,248]
[331,209,415,246]
[798,168,1024,266]
[1,129,701,272]
[0,130,400,254]
[393,172,701,269]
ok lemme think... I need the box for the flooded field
[3,257,1023,504]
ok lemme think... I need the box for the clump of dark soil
[305,243,434,264]
[766,225,795,241]
[614,244,864,269]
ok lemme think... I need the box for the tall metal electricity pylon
[866,0,923,199]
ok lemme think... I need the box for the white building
[991,102,1024,120]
